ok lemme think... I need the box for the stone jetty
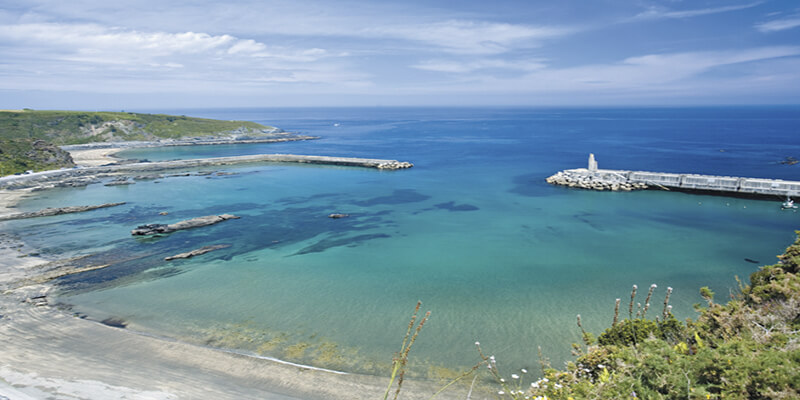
[0,154,414,191]
[547,154,800,198]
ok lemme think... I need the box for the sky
[0,0,799,108]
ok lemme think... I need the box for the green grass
[0,109,276,175]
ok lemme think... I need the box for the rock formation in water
[131,214,240,236]
[0,202,126,221]
[164,244,231,261]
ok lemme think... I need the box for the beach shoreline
[0,218,463,400]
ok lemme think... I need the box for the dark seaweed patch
[293,233,391,255]
[434,201,479,212]
[353,189,431,206]
[50,202,397,294]
[573,212,605,231]
[276,192,342,205]
[508,173,555,197]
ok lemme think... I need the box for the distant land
[0,109,280,175]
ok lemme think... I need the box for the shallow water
[5,107,799,378]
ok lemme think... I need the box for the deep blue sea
[5,107,799,378]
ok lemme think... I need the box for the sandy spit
[68,148,124,167]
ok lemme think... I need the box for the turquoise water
[4,107,799,378]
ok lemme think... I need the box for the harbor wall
[547,168,800,198]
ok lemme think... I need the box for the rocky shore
[0,202,126,221]
[546,170,649,191]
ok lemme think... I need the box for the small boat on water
[781,197,798,209]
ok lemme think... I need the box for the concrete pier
[0,154,413,190]
[546,154,800,198]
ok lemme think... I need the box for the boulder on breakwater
[546,170,649,192]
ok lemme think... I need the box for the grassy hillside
[0,109,277,175]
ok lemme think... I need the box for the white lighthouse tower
[588,153,598,173]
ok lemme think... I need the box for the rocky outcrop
[25,140,75,168]
[104,178,134,186]
[131,214,240,236]
[546,171,648,192]
[164,244,230,261]
[0,202,126,221]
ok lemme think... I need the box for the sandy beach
[0,244,467,399]
[0,161,463,400]
[68,148,124,167]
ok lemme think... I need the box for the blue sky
[0,0,799,108]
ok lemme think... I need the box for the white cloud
[412,59,547,73]
[400,46,800,98]
[633,2,762,20]
[0,22,363,92]
[370,20,571,55]
[755,17,800,32]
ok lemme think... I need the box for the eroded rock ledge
[131,214,240,236]
[165,244,231,261]
[0,202,126,221]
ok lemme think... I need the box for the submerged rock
[0,202,126,221]
[104,178,134,186]
[131,214,240,236]
[164,244,231,261]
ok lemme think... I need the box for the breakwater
[547,154,800,198]
[0,154,413,190]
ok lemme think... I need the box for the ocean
[4,107,799,378]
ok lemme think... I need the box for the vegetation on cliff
[0,109,276,175]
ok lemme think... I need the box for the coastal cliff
[0,109,299,176]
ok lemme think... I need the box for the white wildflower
[521,368,528,373]
[512,374,520,379]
